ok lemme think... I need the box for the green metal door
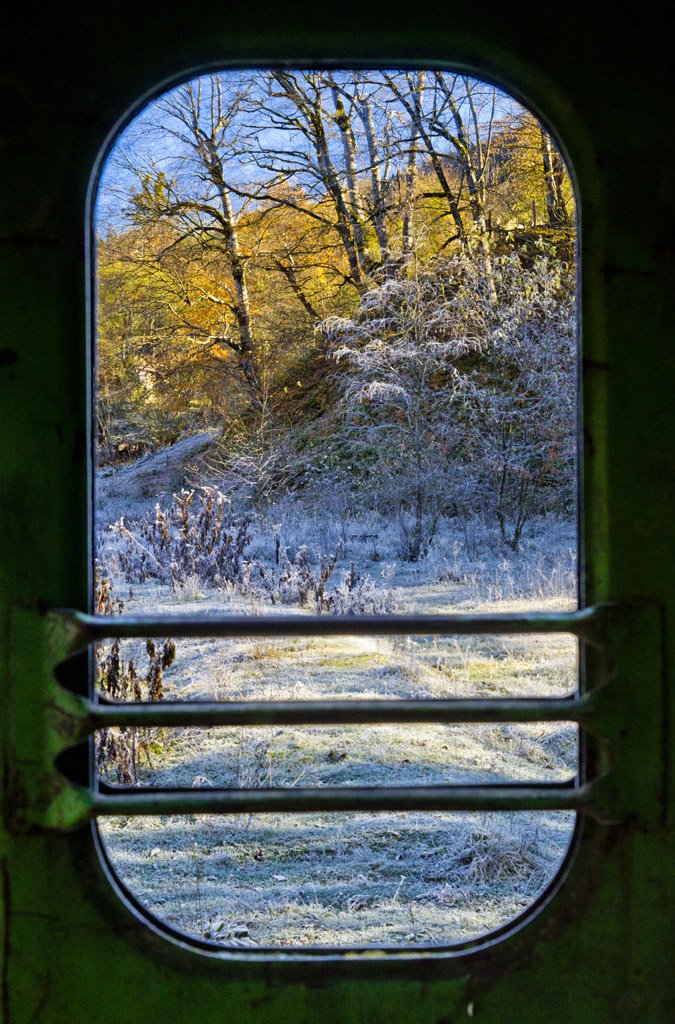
[1,2,674,1021]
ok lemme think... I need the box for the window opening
[93,67,578,949]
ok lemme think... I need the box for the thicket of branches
[324,250,575,555]
[94,572,176,783]
[97,70,573,433]
[107,487,400,611]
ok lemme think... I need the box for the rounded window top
[93,66,578,955]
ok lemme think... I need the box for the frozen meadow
[95,450,578,948]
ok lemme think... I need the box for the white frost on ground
[95,442,578,948]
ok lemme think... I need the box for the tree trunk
[357,90,391,263]
[210,165,263,403]
[401,72,424,264]
[540,129,572,228]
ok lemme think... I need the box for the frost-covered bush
[323,562,402,614]
[111,487,254,589]
[242,542,343,609]
[322,250,576,554]
[105,490,399,614]
[241,543,401,614]
[421,514,576,604]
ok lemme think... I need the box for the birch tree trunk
[540,129,572,228]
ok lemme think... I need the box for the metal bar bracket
[4,600,662,831]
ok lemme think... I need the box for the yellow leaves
[211,344,230,361]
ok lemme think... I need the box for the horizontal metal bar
[52,605,607,659]
[93,694,591,729]
[93,781,592,817]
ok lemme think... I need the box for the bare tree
[117,74,268,407]
[381,73,497,251]
[254,70,374,294]
[244,71,420,293]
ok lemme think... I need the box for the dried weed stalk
[112,487,253,589]
[95,569,176,784]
